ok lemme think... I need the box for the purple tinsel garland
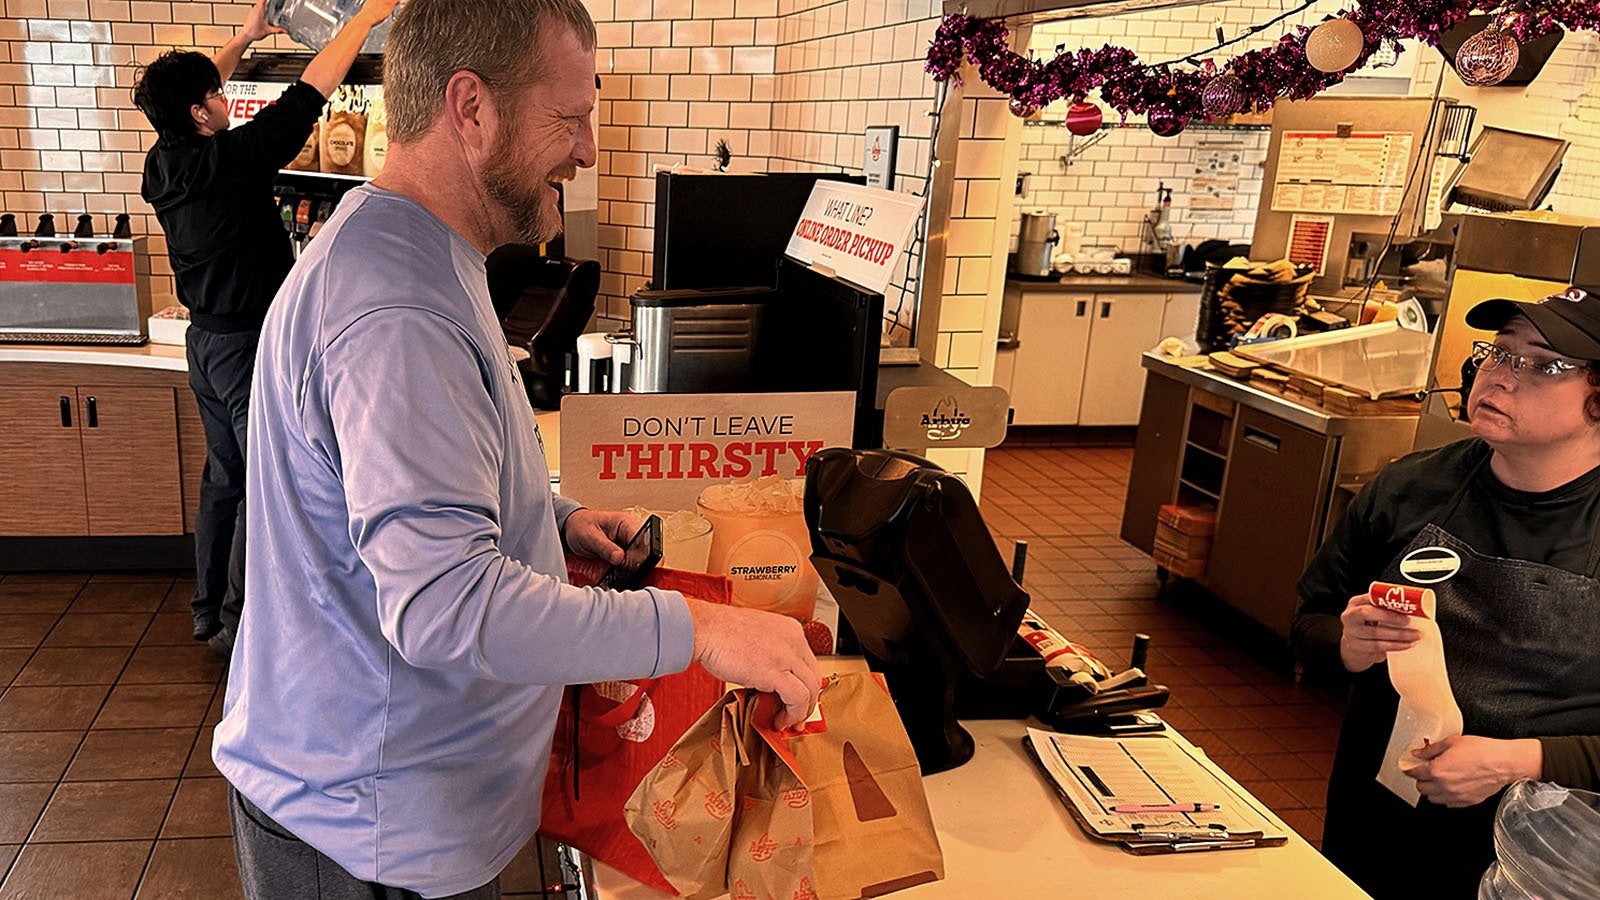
[925,2,1593,120]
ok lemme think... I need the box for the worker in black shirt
[1294,287,1600,899]
[135,0,401,658]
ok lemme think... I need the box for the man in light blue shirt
[213,2,821,897]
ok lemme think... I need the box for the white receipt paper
[1372,582,1464,806]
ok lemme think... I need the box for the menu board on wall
[1270,131,1414,217]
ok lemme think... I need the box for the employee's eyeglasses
[1469,341,1586,382]
[204,89,223,101]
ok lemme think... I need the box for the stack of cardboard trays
[1153,504,1215,579]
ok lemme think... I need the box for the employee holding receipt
[1293,288,1600,899]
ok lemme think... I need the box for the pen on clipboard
[1111,802,1220,813]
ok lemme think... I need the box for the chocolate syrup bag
[627,672,943,900]
[285,122,319,171]
[320,110,365,176]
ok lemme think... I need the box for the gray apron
[1322,455,1600,900]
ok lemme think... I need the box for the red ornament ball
[1008,96,1039,119]
[1149,108,1188,138]
[1455,22,1520,86]
[1201,73,1246,119]
[1065,101,1103,136]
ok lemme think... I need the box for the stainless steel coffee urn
[1012,210,1059,278]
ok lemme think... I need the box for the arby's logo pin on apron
[1398,546,1462,585]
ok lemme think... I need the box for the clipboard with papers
[1023,727,1290,855]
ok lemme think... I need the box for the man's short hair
[383,0,596,145]
[133,50,221,143]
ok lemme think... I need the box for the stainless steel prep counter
[1120,354,1420,640]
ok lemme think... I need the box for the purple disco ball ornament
[1065,101,1103,136]
[1008,95,1039,119]
[1149,108,1188,138]
[1201,73,1246,119]
[1455,22,1520,86]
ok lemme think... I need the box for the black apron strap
[1587,519,1600,579]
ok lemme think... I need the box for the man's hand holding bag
[626,670,944,900]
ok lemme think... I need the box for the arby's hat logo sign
[1399,546,1462,584]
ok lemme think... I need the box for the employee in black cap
[134,0,398,657]
[1294,287,1600,899]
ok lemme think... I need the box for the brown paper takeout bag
[626,671,943,900]
[790,671,943,899]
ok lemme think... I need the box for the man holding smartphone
[212,2,820,897]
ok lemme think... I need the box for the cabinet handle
[60,395,72,427]
[1242,426,1280,453]
[1076,300,1087,317]
[86,396,98,428]
[1100,301,1112,319]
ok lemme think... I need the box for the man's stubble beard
[479,115,566,247]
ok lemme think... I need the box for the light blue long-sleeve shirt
[213,185,696,898]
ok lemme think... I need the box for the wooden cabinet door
[1078,293,1168,426]
[1161,292,1202,343]
[78,387,186,536]
[176,390,207,534]
[1009,293,1093,425]
[0,386,89,535]
[1119,370,1189,554]
[1207,407,1336,637]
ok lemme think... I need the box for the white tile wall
[1015,123,1269,255]
[1018,0,1600,250]
[10,0,1597,486]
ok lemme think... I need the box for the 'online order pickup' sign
[783,182,923,296]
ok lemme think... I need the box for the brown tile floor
[0,573,560,898]
[0,439,1346,895]
[978,441,1347,849]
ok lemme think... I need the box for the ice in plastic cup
[625,507,713,574]
[695,477,819,621]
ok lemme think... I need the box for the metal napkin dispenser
[0,235,153,344]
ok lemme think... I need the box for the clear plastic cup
[695,477,819,621]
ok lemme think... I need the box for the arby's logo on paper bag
[705,789,733,820]
[1370,582,1432,618]
[749,832,779,862]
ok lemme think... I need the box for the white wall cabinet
[996,289,1200,426]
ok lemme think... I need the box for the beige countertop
[1008,274,1204,294]
[0,342,188,372]
[581,713,1369,900]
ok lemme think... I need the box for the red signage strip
[0,249,137,285]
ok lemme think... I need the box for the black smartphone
[599,514,663,590]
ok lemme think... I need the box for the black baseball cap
[1466,287,1600,360]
